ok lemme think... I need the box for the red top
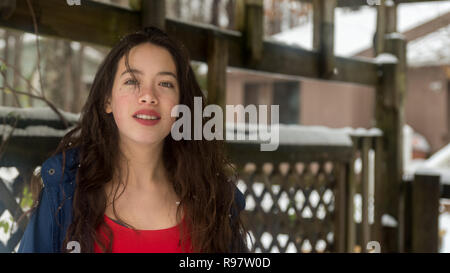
[94,212,193,253]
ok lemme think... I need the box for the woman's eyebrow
[120,68,143,77]
[120,69,177,80]
[157,71,177,79]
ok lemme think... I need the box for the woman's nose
[138,86,158,105]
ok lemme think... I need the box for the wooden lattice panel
[238,161,338,253]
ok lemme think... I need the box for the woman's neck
[116,137,170,191]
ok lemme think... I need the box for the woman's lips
[133,116,160,126]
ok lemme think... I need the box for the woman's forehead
[118,43,177,74]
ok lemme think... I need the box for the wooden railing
[0,0,445,252]
[0,109,445,253]
[0,107,79,252]
[225,124,354,252]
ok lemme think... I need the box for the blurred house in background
[226,1,450,154]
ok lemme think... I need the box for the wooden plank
[372,136,384,250]
[448,82,450,144]
[374,1,386,55]
[385,3,397,33]
[242,0,264,63]
[345,136,358,252]
[313,0,336,78]
[296,0,450,7]
[0,0,139,46]
[401,179,413,252]
[141,0,166,30]
[207,32,228,109]
[442,184,450,199]
[360,137,370,252]
[226,142,353,166]
[334,161,347,252]
[411,174,440,253]
[375,1,396,55]
[0,0,379,87]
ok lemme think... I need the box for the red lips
[132,109,161,118]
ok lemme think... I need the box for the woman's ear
[105,98,112,114]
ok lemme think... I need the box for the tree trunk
[45,40,73,112]
[71,45,85,113]
[12,32,24,107]
[2,30,10,106]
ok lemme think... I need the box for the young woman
[18,27,249,253]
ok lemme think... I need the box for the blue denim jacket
[17,147,246,253]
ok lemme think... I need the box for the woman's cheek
[113,95,132,128]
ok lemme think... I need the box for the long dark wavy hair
[33,26,250,253]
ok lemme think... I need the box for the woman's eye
[160,82,174,88]
[124,79,139,85]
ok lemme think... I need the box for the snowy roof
[0,124,73,138]
[405,143,450,185]
[407,24,450,67]
[226,123,354,146]
[270,2,450,65]
[423,143,450,169]
[0,106,80,123]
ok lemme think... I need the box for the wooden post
[141,0,166,30]
[236,0,263,65]
[361,137,371,252]
[400,179,413,252]
[334,161,347,253]
[373,136,385,250]
[385,3,397,33]
[374,34,407,252]
[374,0,386,55]
[411,174,440,253]
[313,0,336,78]
[345,136,358,252]
[447,81,450,143]
[374,1,396,55]
[207,32,228,110]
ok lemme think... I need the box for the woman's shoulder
[40,146,80,189]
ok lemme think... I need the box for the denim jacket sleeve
[17,184,58,253]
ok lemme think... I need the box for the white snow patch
[0,125,74,138]
[385,32,405,40]
[0,107,80,122]
[226,123,353,146]
[408,25,450,67]
[382,214,398,227]
[375,53,398,64]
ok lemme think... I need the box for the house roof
[407,24,450,67]
[270,2,450,66]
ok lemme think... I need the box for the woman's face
[106,43,180,146]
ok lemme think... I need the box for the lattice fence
[237,160,343,253]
